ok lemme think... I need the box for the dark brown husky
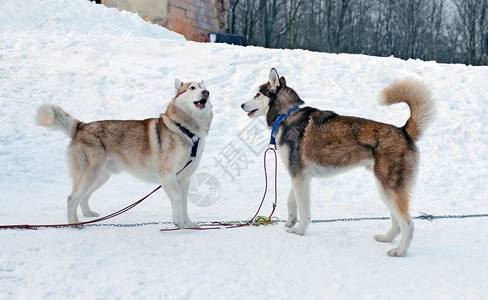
[241,69,435,256]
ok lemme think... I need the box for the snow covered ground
[1,0,487,298]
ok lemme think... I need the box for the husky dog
[35,80,212,228]
[241,69,435,256]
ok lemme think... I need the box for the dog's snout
[241,103,245,109]
[201,90,209,98]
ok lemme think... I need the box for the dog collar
[270,106,300,147]
[173,122,199,157]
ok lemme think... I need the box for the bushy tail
[35,104,81,138]
[378,78,436,141]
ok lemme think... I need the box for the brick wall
[165,0,225,42]
[103,0,168,25]
[101,0,226,42]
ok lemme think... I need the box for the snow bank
[1,0,487,299]
[0,0,185,40]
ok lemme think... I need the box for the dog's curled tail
[35,104,81,138]
[378,78,436,141]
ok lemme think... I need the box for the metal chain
[85,221,165,228]
[413,213,488,221]
[83,213,488,228]
[309,213,488,223]
[310,216,390,223]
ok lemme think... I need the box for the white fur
[35,104,78,137]
[305,159,374,177]
[173,80,212,137]
[241,91,269,118]
[268,69,280,91]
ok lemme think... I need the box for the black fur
[276,107,317,177]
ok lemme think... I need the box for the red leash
[0,159,193,230]
[0,186,162,230]
[0,148,278,231]
[160,147,278,231]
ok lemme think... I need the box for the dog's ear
[268,68,280,91]
[279,76,286,87]
[200,80,205,87]
[175,79,183,94]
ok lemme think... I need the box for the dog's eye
[189,86,196,90]
[255,93,261,98]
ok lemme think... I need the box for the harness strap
[269,106,300,147]
[173,122,199,158]
[173,122,200,175]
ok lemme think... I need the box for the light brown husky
[35,80,212,228]
[241,69,435,256]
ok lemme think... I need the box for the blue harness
[269,106,300,147]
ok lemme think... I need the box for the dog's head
[241,68,304,126]
[167,79,213,136]
[173,79,211,113]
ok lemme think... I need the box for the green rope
[251,216,280,226]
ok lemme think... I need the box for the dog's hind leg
[67,168,103,225]
[285,188,297,228]
[66,147,105,225]
[374,179,401,242]
[79,171,111,217]
[375,180,414,257]
[374,212,400,243]
[286,176,311,235]
[386,189,414,257]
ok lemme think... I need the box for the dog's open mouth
[247,109,258,117]
[194,99,207,109]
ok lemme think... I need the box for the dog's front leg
[178,176,200,228]
[286,176,311,235]
[160,174,185,229]
[285,188,297,228]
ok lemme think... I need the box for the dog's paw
[286,226,305,235]
[173,219,186,229]
[83,211,99,218]
[186,221,200,229]
[387,247,406,257]
[285,218,297,228]
[374,234,392,243]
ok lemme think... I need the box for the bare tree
[224,0,487,65]
[227,0,240,34]
[273,0,304,49]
